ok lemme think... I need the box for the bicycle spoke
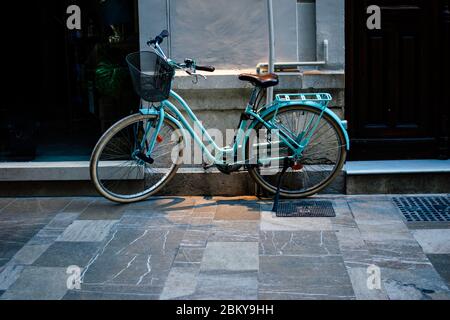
[93,115,182,201]
[250,106,345,196]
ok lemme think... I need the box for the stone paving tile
[366,240,431,269]
[338,247,373,268]
[333,225,383,299]
[345,195,391,202]
[0,198,15,211]
[331,199,358,229]
[258,291,356,300]
[356,220,415,242]
[10,244,51,265]
[201,242,259,271]
[77,199,127,220]
[0,198,72,221]
[103,227,185,256]
[259,231,340,256]
[62,198,96,213]
[348,200,404,222]
[209,220,259,242]
[82,253,175,289]
[46,212,81,229]
[0,221,44,241]
[67,283,163,297]
[0,266,68,300]
[63,289,159,300]
[1,195,449,300]
[381,266,450,300]
[215,201,260,220]
[160,265,200,300]
[189,271,258,300]
[190,217,214,227]
[260,210,333,231]
[173,248,205,267]
[125,197,196,212]
[0,223,44,260]
[0,242,27,263]
[0,264,24,291]
[346,267,389,300]
[20,212,82,248]
[193,197,217,215]
[33,242,100,268]
[120,210,192,228]
[412,229,450,254]
[259,255,355,300]
[407,221,450,230]
[27,226,65,245]
[427,254,450,287]
[193,211,216,218]
[57,220,118,242]
[334,227,366,252]
[180,228,210,248]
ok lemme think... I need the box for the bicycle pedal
[202,163,215,170]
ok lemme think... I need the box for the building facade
[0,0,448,195]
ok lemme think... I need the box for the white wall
[138,0,345,69]
[316,0,345,69]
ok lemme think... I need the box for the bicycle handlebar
[195,65,215,72]
[147,30,170,46]
[148,30,215,74]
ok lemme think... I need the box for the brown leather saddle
[238,73,279,88]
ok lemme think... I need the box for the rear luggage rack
[275,93,332,107]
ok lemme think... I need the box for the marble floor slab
[0,195,449,300]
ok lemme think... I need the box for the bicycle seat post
[248,87,262,109]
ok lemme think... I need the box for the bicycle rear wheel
[247,105,347,198]
[90,113,184,203]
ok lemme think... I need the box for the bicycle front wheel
[247,105,347,198]
[90,113,184,203]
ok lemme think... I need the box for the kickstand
[272,157,291,213]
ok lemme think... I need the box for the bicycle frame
[137,41,349,167]
[139,89,350,167]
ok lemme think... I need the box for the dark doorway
[346,0,449,160]
[0,0,139,162]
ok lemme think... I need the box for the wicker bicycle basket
[126,51,175,102]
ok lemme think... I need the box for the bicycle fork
[134,107,165,164]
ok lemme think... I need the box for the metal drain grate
[393,196,450,222]
[275,200,335,217]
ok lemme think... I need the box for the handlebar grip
[196,65,215,72]
[147,30,170,46]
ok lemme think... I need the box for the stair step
[346,160,450,194]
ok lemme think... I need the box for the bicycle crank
[135,152,155,164]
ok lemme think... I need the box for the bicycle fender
[252,103,350,151]
[139,108,188,147]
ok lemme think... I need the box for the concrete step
[0,162,344,197]
[1,160,448,197]
[345,160,450,194]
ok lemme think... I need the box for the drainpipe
[267,0,275,104]
[256,40,329,73]
[166,0,172,58]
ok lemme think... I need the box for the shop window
[0,0,139,162]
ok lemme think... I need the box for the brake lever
[185,70,207,84]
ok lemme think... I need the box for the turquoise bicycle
[90,30,350,203]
